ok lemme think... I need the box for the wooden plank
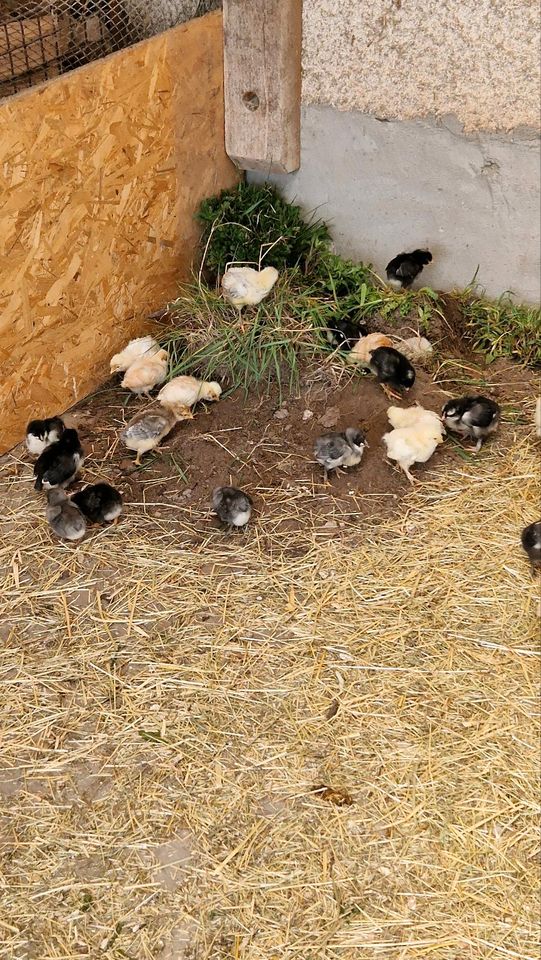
[0,11,239,454]
[223,0,302,174]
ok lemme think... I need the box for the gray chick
[46,489,87,541]
[521,521,541,576]
[212,487,253,528]
[314,428,367,481]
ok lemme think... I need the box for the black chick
[368,346,416,400]
[521,521,541,576]
[33,429,84,491]
[71,483,123,525]
[326,317,368,351]
[212,487,253,528]
[386,250,432,290]
[441,395,500,453]
[25,416,65,456]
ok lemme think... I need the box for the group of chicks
[22,248,540,565]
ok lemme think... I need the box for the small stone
[302,409,314,422]
[274,408,289,420]
[319,406,340,428]
[182,488,193,499]
[323,520,338,529]
[120,459,137,475]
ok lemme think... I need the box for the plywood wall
[0,11,239,453]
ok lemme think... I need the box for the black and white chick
[326,317,368,352]
[368,346,416,401]
[71,483,123,525]
[212,487,253,528]
[441,395,500,452]
[25,416,65,456]
[521,521,541,576]
[46,489,87,541]
[34,428,84,491]
[314,427,367,481]
[386,250,432,290]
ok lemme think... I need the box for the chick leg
[380,383,403,402]
[134,450,143,466]
[464,437,484,454]
[399,463,417,485]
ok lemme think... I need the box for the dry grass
[0,408,539,959]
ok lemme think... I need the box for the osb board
[0,10,239,453]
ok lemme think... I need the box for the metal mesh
[0,0,221,100]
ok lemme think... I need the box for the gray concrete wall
[250,105,541,303]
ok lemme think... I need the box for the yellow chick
[349,332,393,365]
[110,336,160,374]
[120,405,193,464]
[158,375,222,414]
[382,414,445,484]
[121,349,169,396]
[221,266,279,314]
[386,404,442,430]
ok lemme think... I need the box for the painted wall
[251,105,540,303]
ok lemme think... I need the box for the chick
[398,336,434,364]
[110,335,160,374]
[386,404,442,430]
[120,405,192,464]
[71,483,123,525]
[368,346,416,400]
[386,250,433,289]
[212,486,253,528]
[25,416,65,456]
[441,395,500,452]
[34,428,84,491]
[158,375,222,414]
[121,349,169,396]
[314,428,367,481]
[221,266,279,315]
[383,418,445,484]
[46,489,86,541]
[326,317,368,351]
[535,397,541,438]
[521,521,541,576]
[349,332,393,365]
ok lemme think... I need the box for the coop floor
[0,358,539,960]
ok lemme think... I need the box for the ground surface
[0,350,539,959]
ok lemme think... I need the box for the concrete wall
[302,0,540,132]
[250,106,540,303]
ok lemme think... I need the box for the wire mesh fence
[0,0,221,100]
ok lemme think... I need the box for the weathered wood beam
[223,0,302,174]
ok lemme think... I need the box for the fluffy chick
[158,375,222,413]
[110,336,160,374]
[314,428,367,481]
[326,317,368,351]
[349,332,393,365]
[71,483,123,525]
[383,418,445,484]
[26,416,64,456]
[221,266,279,314]
[368,346,416,400]
[521,521,541,575]
[212,487,253,528]
[34,429,84,491]
[386,404,442,430]
[386,250,432,289]
[120,405,192,464]
[441,395,500,452]
[46,489,86,541]
[121,349,168,396]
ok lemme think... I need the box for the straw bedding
[0,398,539,958]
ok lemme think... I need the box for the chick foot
[380,384,403,402]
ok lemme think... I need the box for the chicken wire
[0,0,221,100]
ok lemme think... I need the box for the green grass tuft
[457,291,541,367]
[197,181,331,279]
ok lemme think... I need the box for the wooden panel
[0,11,239,454]
[223,0,302,174]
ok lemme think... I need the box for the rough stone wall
[302,0,540,131]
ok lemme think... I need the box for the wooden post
[223,0,302,174]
